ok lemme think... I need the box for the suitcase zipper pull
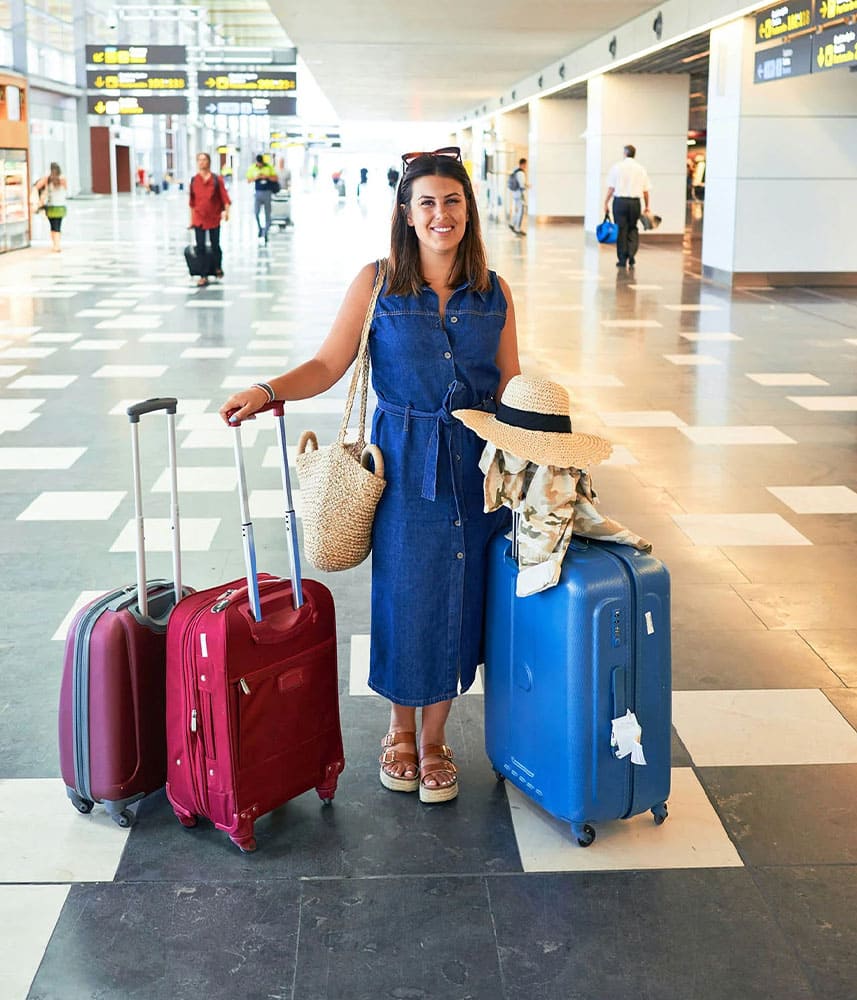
[239,677,250,695]
[190,708,198,732]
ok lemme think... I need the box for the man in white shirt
[603,144,651,269]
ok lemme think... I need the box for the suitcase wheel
[114,809,135,829]
[493,770,505,783]
[572,823,596,848]
[233,836,257,854]
[652,802,668,826]
[68,790,94,815]
[177,813,198,829]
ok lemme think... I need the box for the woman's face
[196,154,211,172]
[404,175,468,255]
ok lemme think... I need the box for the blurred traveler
[508,157,527,235]
[275,156,291,193]
[603,144,651,269]
[246,153,278,243]
[387,166,400,190]
[220,146,521,805]
[188,152,231,287]
[33,162,68,253]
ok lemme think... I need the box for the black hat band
[495,402,572,434]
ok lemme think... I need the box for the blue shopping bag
[596,213,618,244]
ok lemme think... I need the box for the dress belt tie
[376,383,495,504]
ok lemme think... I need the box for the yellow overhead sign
[198,71,296,93]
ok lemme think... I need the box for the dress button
[455,454,461,461]
[450,316,458,324]
[444,351,452,359]
[456,552,464,559]
[454,519,461,527]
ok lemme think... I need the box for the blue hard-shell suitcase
[484,533,671,846]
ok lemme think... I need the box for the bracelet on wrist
[253,382,275,403]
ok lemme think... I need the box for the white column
[703,16,857,285]
[529,97,586,220]
[585,73,690,237]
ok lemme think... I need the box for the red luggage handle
[227,401,303,623]
[126,397,182,617]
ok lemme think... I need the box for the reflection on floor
[1,188,856,999]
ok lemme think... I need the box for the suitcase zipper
[71,588,127,802]
[181,603,212,816]
[70,583,160,802]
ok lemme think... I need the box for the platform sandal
[379,730,419,793]
[419,743,458,804]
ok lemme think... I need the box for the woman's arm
[495,275,521,401]
[219,261,378,423]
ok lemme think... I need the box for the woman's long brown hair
[386,155,489,297]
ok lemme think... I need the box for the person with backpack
[188,152,231,287]
[507,157,527,235]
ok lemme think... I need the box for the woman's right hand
[219,385,269,425]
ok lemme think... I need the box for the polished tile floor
[1,183,856,999]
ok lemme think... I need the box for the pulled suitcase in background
[165,401,344,853]
[58,398,190,826]
[484,531,671,846]
[184,243,217,278]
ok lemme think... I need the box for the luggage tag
[516,559,562,597]
[610,710,647,765]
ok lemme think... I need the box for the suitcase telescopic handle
[125,397,182,617]
[227,401,304,623]
[127,397,179,422]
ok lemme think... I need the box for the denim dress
[368,269,509,706]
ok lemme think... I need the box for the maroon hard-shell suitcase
[58,398,190,826]
[165,401,344,852]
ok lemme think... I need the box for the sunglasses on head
[401,146,462,170]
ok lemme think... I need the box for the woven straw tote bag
[295,260,388,572]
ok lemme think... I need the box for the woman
[220,147,520,803]
[34,162,67,253]
[188,152,230,287]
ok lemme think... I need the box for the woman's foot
[197,277,208,287]
[419,743,458,803]
[379,731,419,793]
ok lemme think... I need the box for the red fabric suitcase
[165,401,344,852]
[58,398,189,826]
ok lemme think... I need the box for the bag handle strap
[337,258,387,449]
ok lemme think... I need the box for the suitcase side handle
[127,398,182,617]
[228,403,303,623]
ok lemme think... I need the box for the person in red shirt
[188,152,231,287]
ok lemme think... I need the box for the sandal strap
[420,743,454,762]
[420,757,458,778]
[381,730,416,749]
[379,748,418,767]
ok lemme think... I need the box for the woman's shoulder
[489,271,513,304]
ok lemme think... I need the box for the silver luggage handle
[228,400,304,622]
[126,398,182,618]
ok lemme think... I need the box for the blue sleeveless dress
[368,269,509,706]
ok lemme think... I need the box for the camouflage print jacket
[479,443,651,596]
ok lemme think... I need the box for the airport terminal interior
[1,1,856,998]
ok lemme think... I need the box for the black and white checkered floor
[2,188,856,999]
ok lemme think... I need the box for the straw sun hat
[453,374,612,469]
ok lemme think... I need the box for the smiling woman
[220,141,520,807]
[387,150,489,299]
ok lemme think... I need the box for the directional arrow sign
[87,95,189,115]
[198,95,297,116]
[753,34,813,82]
